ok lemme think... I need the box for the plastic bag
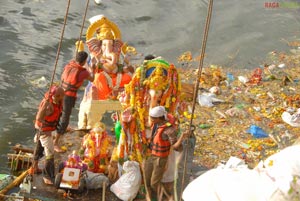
[197,93,215,107]
[282,111,300,127]
[246,125,268,138]
[110,161,142,201]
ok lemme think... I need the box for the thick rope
[48,0,71,94]
[179,0,214,200]
[75,0,90,55]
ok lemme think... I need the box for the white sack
[110,161,142,201]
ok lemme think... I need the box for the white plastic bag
[197,93,215,107]
[110,161,142,201]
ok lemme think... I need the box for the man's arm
[165,128,189,152]
[36,99,51,122]
[78,65,95,83]
[172,131,189,151]
[86,65,95,82]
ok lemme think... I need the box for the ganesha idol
[127,57,181,115]
[78,16,136,129]
[115,58,182,163]
[86,16,136,99]
[79,122,112,173]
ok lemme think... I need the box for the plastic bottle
[199,124,212,129]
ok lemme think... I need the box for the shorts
[33,131,54,160]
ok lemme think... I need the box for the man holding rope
[144,106,189,201]
[33,86,64,184]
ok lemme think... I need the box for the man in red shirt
[54,51,95,152]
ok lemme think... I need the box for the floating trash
[282,111,300,127]
[238,76,249,84]
[30,76,47,88]
[247,125,269,138]
[94,0,103,5]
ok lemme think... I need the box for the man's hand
[40,99,50,111]
[90,56,98,66]
[180,130,191,141]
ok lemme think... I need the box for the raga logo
[264,2,280,8]
[265,1,300,9]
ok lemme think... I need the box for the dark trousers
[43,158,55,180]
[33,138,44,161]
[56,95,76,135]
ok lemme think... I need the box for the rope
[179,0,214,200]
[48,0,71,94]
[75,0,90,55]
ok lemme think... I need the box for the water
[0,0,299,173]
